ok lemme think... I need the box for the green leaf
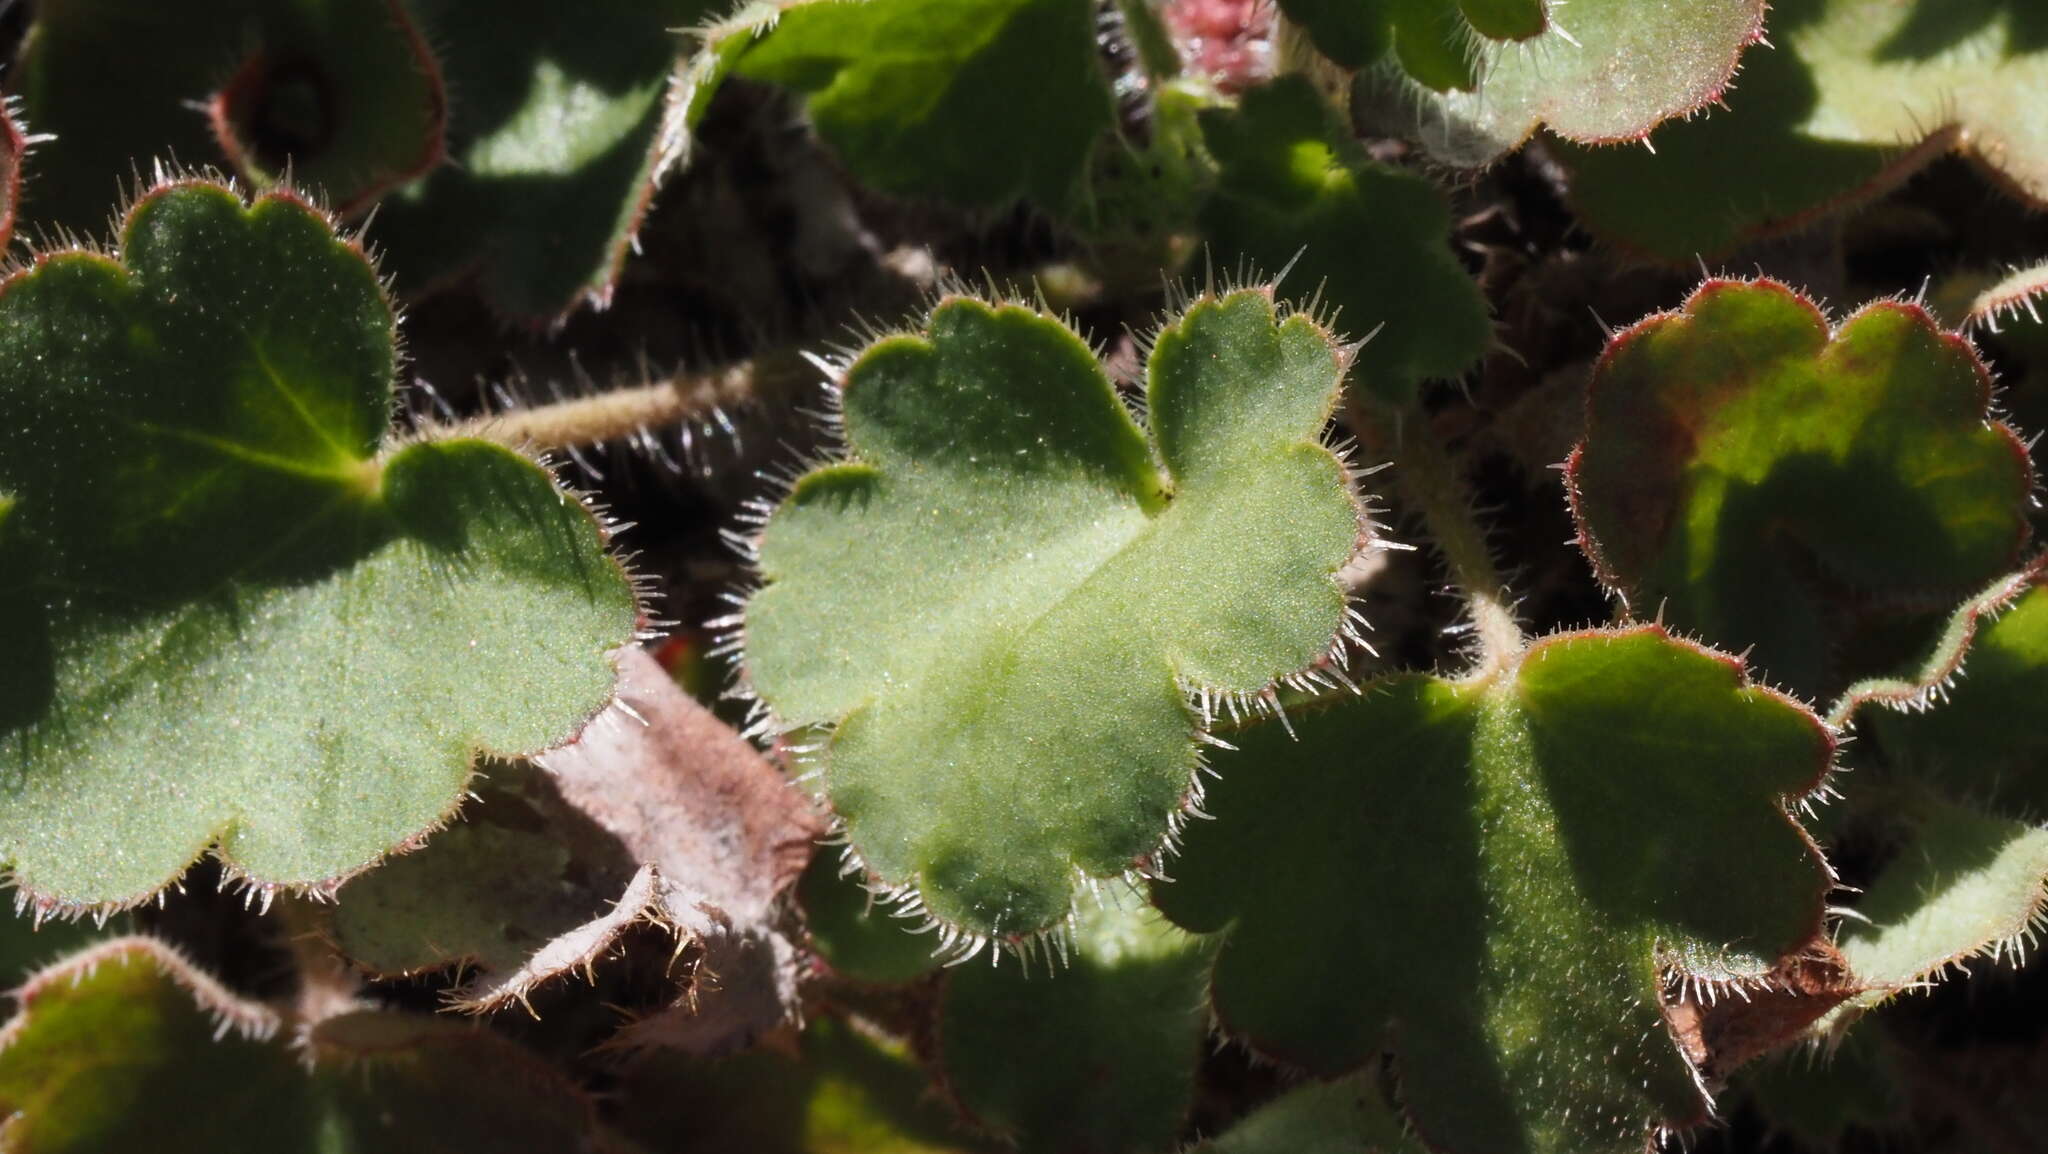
[0,937,604,1152]
[327,760,638,982]
[1738,1027,1906,1148]
[369,0,719,319]
[18,0,444,231]
[938,902,1211,1154]
[1857,576,2048,820]
[1403,0,1767,165]
[1836,797,2048,1011]
[1196,77,1492,402]
[333,646,817,1043]
[1190,1077,1424,1154]
[799,849,944,985]
[1567,278,2032,701]
[1557,0,2048,261]
[1277,0,1545,86]
[742,288,1362,942]
[1153,627,1835,1154]
[0,180,636,913]
[612,1017,982,1154]
[735,0,1113,209]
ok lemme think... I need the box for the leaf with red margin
[1567,278,2033,702]
[0,104,24,253]
[16,0,444,230]
[1152,627,1840,1154]
[0,937,609,1152]
[1396,0,1768,167]
[369,0,727,319]
[1555,0,2048,263]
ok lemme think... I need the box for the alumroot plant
[5,1,2048,1153]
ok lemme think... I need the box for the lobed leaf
[1406,0,1766,166]
[368,0,718,318]
[734,0,1113,209]
[17,0,444,230]
[1558,0,2048,262]
[0,937,603,1152]
[1195,77,1492,402]
[742,288,1363,943]
[1568,278,2032,701]
[0,180,637,913]
[1153,627,1836,1154]
[937,902,1211,1154]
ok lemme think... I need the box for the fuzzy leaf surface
[1559,0,2048,261]
[18,0,443,230]
[1406,0,1764,166]
[1837,798,2048,1009]
[0,938,602,1152]
[328,760,637,981]
[799,850,945,985]
[744,289,1360,940]
[369,0,717,317]
[735,0,1112,209]
[1196,78,1491,401]
[335,647,817,1039]
[1869,583,2048,820]
[0,182,635,911]
[938,903,1210,1153]
[1568,279,2031,700]
[1277,0,1545,87]
[1154,628,1834,1154]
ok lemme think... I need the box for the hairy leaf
[1154,628,1834,1154]
[1408,0,1766,165]
[0,181,636,912]
[1196,77,1492,401]
[0,937,602,1152]
[799,850,945,985]
[1568,279,2032,701]
[18,0,443,229]
[369,0,717,318]
[327,759,640,984]
[743,289,1362,941]
[735,0,1113,209]
[1862,578,2048,821]
[334,648,817,1041]
[938,902,1211,1154]
[1190,1076,1424,1154]
[1837,798,2048,1011]
[1277,0,1545,88]
[1558,0,2048,261]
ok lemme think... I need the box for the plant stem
[421,350,816,454]
[1353,397,1524,677]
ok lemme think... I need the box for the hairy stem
[421,350,816,453]
[1353,397,1524,676]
